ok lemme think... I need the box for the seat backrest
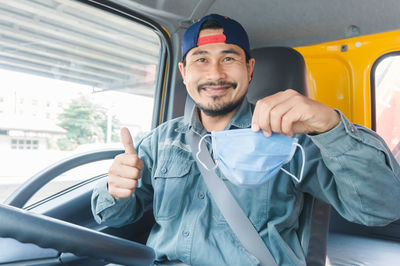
[248,47,330,266]
[247,46,308,103]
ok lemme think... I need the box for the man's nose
[206,61,226,80]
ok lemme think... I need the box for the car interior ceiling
[108,0,400,48]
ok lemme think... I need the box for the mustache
[197,80,237,91]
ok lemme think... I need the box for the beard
[195,80,244,117]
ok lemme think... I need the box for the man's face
[179,28,255,117]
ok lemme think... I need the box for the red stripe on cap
[197,34,227,46]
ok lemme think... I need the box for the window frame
[370,50,400,131]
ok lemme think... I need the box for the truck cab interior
[0,0,399,265]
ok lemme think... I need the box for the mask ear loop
[281,143,305,183]
[196,134,218,171]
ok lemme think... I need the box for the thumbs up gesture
[107,128,144,199]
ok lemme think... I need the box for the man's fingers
[108,175,138,190]
[109,163,142,179]
[121,127,137,155]
[115,153,144,169]
[252,99,272,135]
[107,128,143,199]
[252,90,289,135]
[252,90,312,136]
[108,186,135,199]
[281,108,301,136]
[251,105,261,132]
[269,104,292,134]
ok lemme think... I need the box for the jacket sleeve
[91,134,154,228]
[296,111,400,226]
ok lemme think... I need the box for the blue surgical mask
[196,128,305,188]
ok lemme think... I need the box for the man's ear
[178,61,186,84]
[247,58,255,83]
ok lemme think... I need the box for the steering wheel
[1,149,155,265]
[0,203,155,265]
[5,149,124,208]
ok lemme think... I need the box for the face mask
[196,128,305,188]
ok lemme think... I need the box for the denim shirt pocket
[153,158,192,220]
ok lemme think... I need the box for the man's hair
[181,19,250,66]
[200,18,223,31]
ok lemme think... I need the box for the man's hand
[107,128,144,199]
[251,89,340,137]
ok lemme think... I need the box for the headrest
[247,47,308,104]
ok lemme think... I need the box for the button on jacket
[91,98,400,266]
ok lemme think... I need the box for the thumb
[120,127,137,155]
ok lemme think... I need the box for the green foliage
[57,96,120,150]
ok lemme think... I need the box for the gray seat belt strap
[306,199,331,266]
[188,131,277,266]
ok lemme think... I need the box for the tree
[57,96,119,150]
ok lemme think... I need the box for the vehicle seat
[327,207,400,265]
[247,47,330,266]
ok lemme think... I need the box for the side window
[0,0,162,205]
[373,54,400,163]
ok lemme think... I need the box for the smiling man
[91,14,400,265]
[178,25,254,132]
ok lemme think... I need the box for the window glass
[0,0,161,204]
[374,55,400,163]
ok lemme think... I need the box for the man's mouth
[198,81,237,95]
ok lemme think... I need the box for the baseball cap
[181,14,251,59]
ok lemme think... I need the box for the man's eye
[223,57,234,62]
[196,58,206,62]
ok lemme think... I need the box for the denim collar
[176,97,253,135]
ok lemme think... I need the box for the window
[18,140,24,150]
[11,139,17,149]
[0,0,162,205]
[10,139,39,150]
[373,53,400,163]
[32,140,39,150]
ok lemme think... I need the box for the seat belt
[188,131,277,266]
[306,198,330,266]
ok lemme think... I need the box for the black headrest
[247,47,308,104]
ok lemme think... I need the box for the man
[92,14,400,265]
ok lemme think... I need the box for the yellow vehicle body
[297,30,400,128]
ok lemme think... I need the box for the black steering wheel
[0,203,155,265]
[1,149,155,265]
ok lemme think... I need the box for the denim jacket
[92,98,400,266]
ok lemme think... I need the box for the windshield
[0,0,161,204]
